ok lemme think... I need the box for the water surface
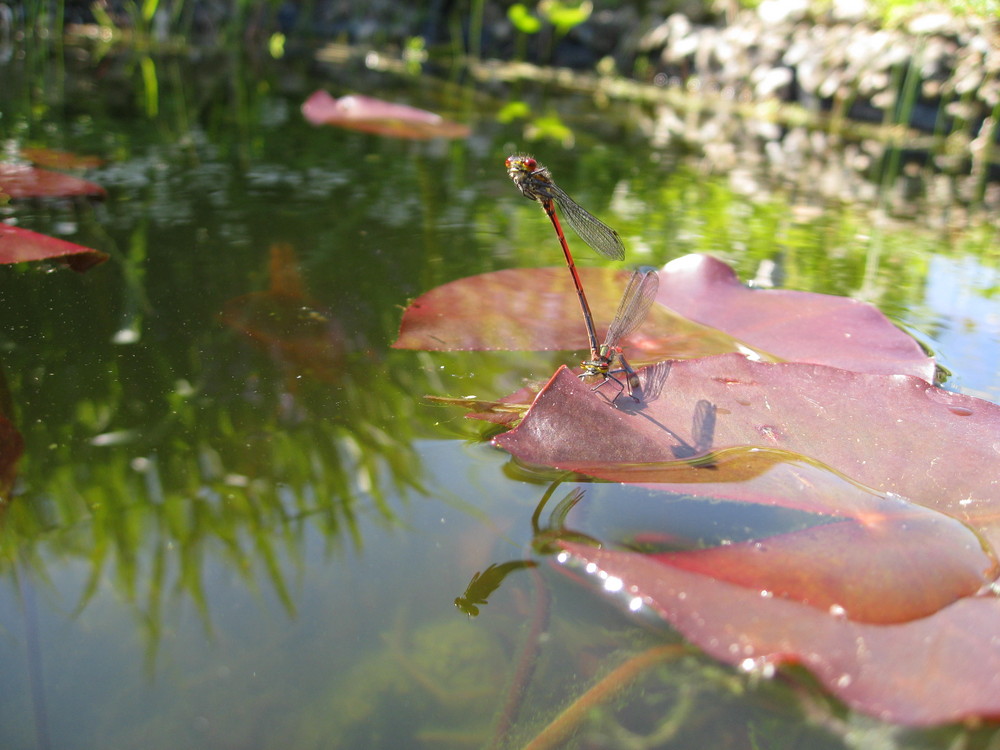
[1,45,998,749]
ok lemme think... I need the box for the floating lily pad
[0,222,109,271]
[657,254,936,381]
[397,254,999,726]
[494,355,1000,726]
[394,259,935,381]
[302,91,470,140]
[0,163,106,199]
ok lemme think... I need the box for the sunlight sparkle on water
[740,657,776,679]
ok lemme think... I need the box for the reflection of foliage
[3,370,424,646]
[0,269,428,659]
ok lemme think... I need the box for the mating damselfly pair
[505,154,658,405]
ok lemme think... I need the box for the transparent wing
[604,269,659,346]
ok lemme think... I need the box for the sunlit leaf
[489,354,1000,725]
[508,3,542,34]
[525,113,575,147]
[494,356,1000,536]
[497,101,532,123]
[540,0,593,34]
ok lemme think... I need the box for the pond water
[1,45,999,750]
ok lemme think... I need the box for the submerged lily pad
[557,540,1000,727]
[220,243,348,383]
[18,147,104,170]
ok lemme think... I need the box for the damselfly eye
[523,157,537,170]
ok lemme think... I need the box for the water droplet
[836,673,852,688]
[604,576,623,593]
[949,406,973,417]
[829,603,847,618]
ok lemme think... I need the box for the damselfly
[505,154,625,355]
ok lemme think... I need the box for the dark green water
[1,45,998,750]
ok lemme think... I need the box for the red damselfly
[505,154,625,355]
[580,269,659,404]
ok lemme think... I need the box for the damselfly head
[505,154,538,174]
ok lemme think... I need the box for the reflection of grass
[0,349,427,663]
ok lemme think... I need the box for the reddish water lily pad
[0,222,109,271]
[504,356,1000,621]
[558,541,1000,726]
[0,163,106,199]
[658,254,935,381]
[394,259,935,381]
[397,255,997,726]
[495,357,1000,543]
[395,267,764,361]
[302,91,470,140]
[495,355,1000,725]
